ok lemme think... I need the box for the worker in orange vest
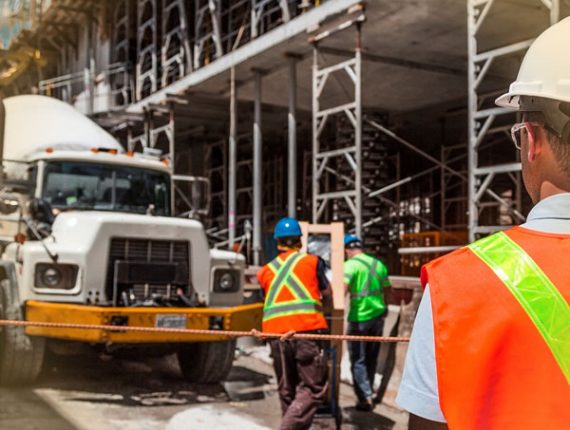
[396,18,570,430]
[257,217,332,430]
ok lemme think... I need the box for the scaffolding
[205,138,228,229]
[193,0,223,69]
[136,0,159,100]
[7,0,570,271]
[161,0,192,87]
[440,142,468,232]
[110,0,133,109]
[311,6,365,236]
[467,0,560,241]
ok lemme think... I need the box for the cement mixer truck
[0,95,262,385]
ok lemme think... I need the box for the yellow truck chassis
[25,301,263,344]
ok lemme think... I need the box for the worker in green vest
[343,234,391,411]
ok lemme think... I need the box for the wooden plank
[299,222,345,414]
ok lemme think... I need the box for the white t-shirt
[395,193,570,422]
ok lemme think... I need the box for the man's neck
[278,247,300,254]
[539,181,570,202]
[349,250,364,258]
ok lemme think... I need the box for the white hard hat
[496,16,570,109]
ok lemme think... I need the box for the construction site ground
[0,346,408,430]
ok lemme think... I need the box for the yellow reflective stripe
[263,252,321,321]
[349,255,384,297]
[263,302,323,321]
[267,262,279,275]
[469,232,570,384]
[287,270,312,300]
[265,253,302,307]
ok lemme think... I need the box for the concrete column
[287,56,298,218]
[253,71,263,266]
[228,67,237,248]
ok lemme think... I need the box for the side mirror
[29,198,55,224]
[173,176,210,217]
[153,183,168,214]
[190,180,210,215]
[0,193,20,215]
[1,179,34,194]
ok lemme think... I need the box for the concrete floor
[0,349,408,430]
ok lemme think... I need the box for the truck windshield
[42,161,171,216]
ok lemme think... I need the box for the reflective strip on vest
[266,253,309,301]
[263,302,324,319]
[469,232,570,384]
[349,255,384,298]
[263,252,322,322]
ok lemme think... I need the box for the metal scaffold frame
[251,0,291,38]
[161,0,192,87]
[136,0,159,100]
[440,142,468,231]
[123,101,210,219]
[194,0,223,70]
[111,0,133,109]
[311,7,365,237]
[467,0,560,241]
[205,138,228,228]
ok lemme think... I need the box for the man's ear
[527,135,536,162]
[529,125,550,163]
[527,126,541,162]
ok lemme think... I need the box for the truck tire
[0,279,45,385]
[177,340,236,384]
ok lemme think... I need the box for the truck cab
[0,95,262,385]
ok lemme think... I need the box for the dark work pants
[347,315,385,402]
[269,339,328,430]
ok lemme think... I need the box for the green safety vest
[344,253,390,322]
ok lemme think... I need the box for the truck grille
[106,238,190,305]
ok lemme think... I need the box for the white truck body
[3,95,123,179]
[0,95,245,308]
[0,95,261,385]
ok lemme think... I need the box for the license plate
[155,314,187,329]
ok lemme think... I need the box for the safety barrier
[0,320,409,343]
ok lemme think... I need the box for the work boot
[355,397,374,412]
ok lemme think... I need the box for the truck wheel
[177,340,236,384]
[0,280,45,385]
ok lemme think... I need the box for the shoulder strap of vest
[263,252,322,321]
[468,231,570,384]
[265,252,318,305]
[349,254,385,298]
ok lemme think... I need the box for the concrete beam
[318,46,465,77]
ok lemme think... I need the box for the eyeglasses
[510,121,537,150]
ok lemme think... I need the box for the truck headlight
[219,273,235,290]
[42,267,61,287]
[34,263,79,290]
[213,270,239,293]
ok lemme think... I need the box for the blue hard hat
[274,217,302,239]
[344,234,362,247]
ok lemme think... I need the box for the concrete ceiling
[202,0,568,115]
[123,0,570,127]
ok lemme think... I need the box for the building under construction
[1,0,568,273]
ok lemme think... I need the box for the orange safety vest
[257,250,328,334]
[422,227,570,430]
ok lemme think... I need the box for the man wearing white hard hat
[396,17,570,430]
